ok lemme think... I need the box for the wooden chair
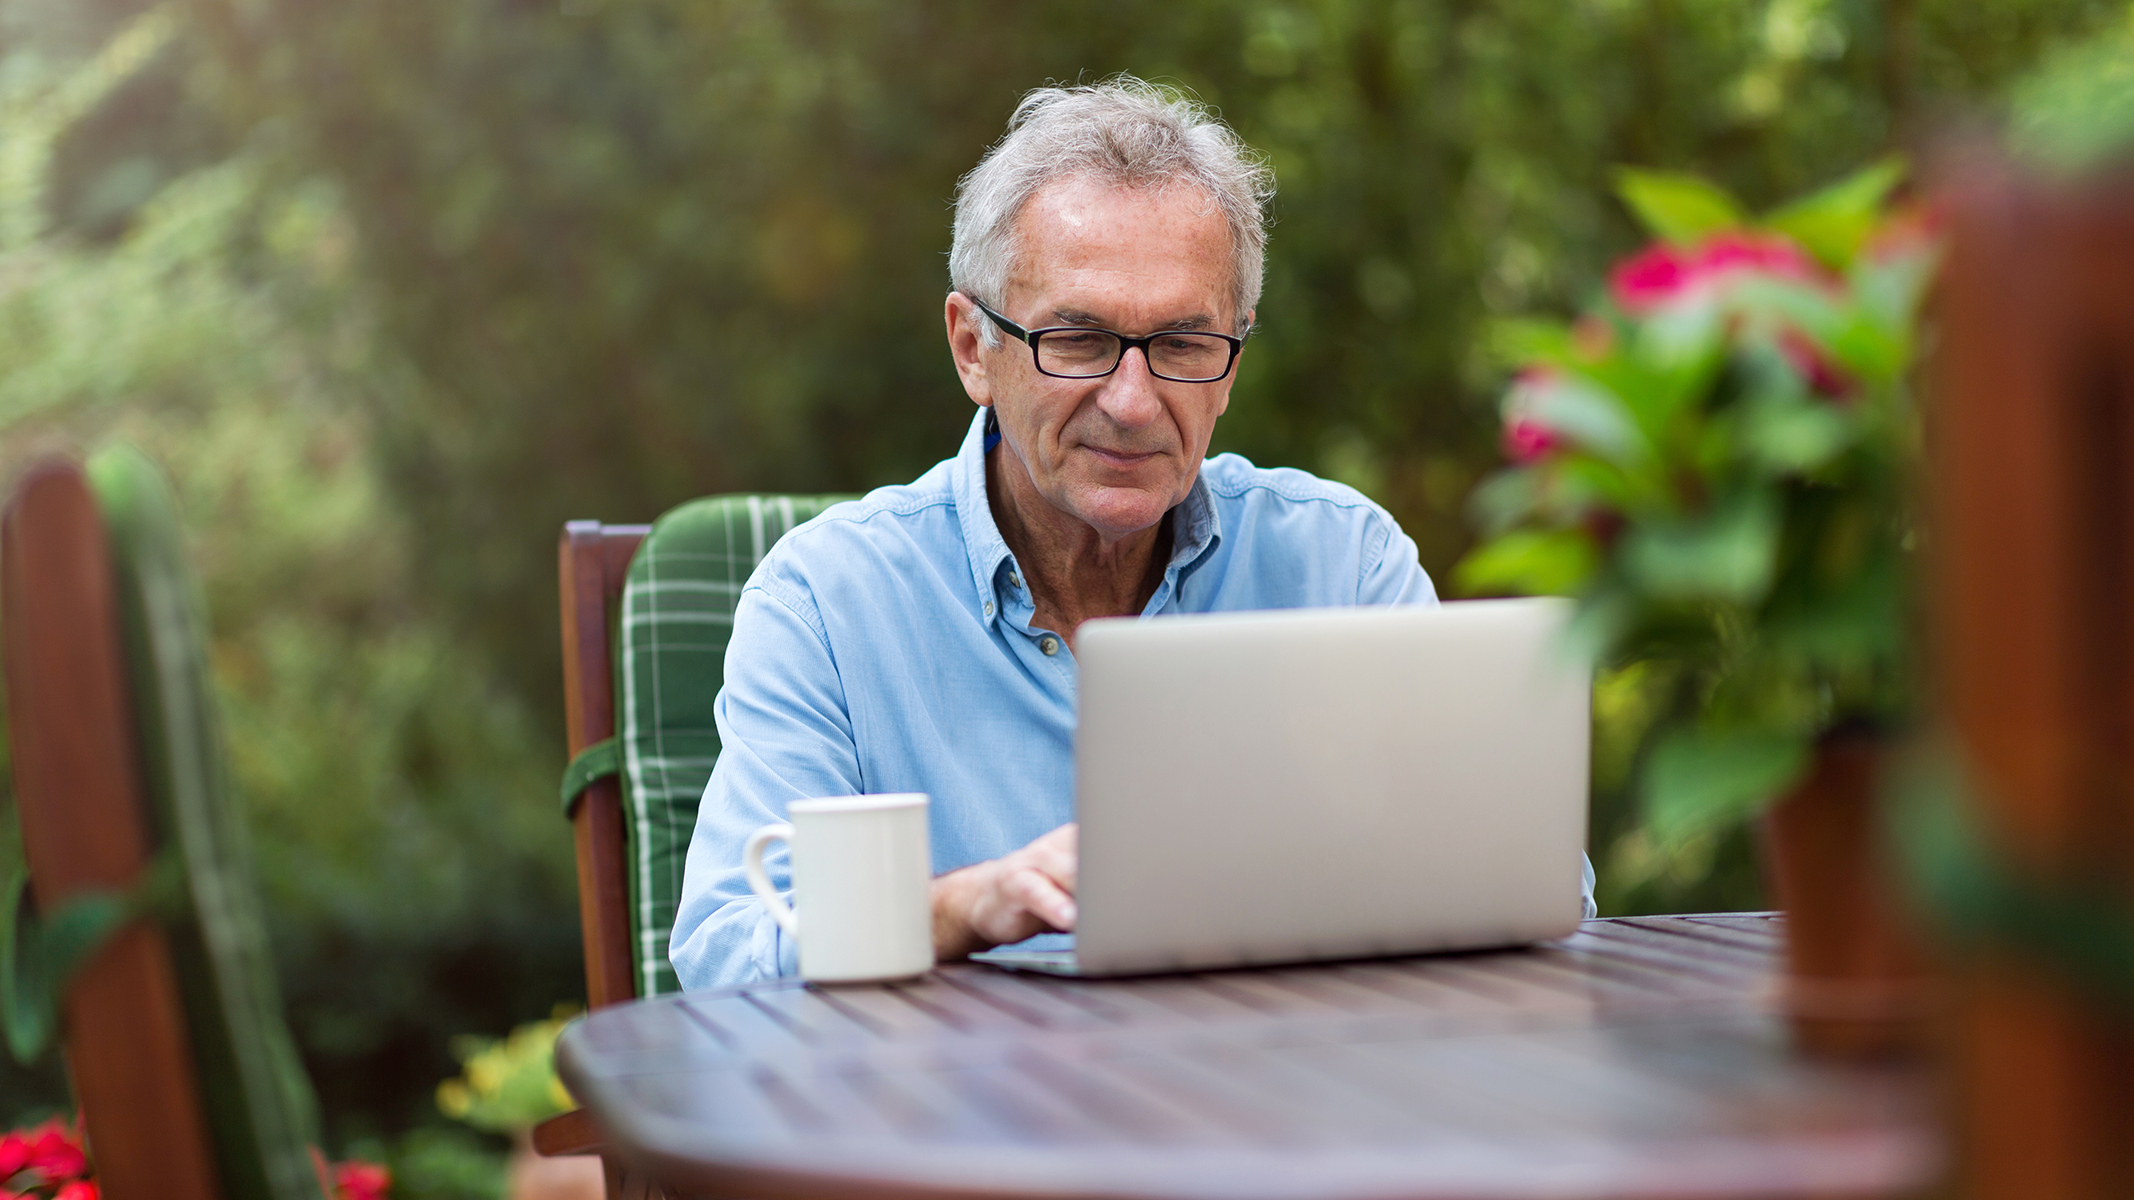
[539,497,847,1185]
[554,496,853,1011]
[2,450,324,1200]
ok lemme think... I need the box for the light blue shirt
[671,409,1591,990]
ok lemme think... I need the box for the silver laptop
[973,597,1590,977]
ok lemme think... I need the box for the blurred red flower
[332,1160,392,1200]
[52,1180,98,1200]
[1610,231,1822,312]
[0,1118,89,1191]
[23,1121,88,1183]
[1501,418,1562,463]
[1776,328,1853,397]
[0,1132,29,1182]
[1500,368,1568,463]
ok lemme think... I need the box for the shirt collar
[953,409,1017,621]
[952,408,1224,626]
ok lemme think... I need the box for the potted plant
[436,1008,603,1200]
[1457,161,1941,1053]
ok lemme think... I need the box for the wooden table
[555,915,1937,1199]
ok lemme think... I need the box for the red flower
[1501,418,1562,463]
[0,1131,30,1181]
[1500,368,1567,463]
[1610,231,1822,313]
[332,1160,392,1200]
[53,1180,99,1200]
[18,1110,86,1178]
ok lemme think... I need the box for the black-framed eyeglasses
[966,295,1248,383]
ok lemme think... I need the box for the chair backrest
[559,495,847,1003]
[2,449,324,1200]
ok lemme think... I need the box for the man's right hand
[929,823,1077,961]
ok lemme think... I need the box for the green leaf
[1466,468,1544,536]
[1850,245,1940,334]
[1565,583,1636,666]
[1620,489,1783,603]
[1631,297,1727,374]
[1642,726,1812,846]
[1737,393,1856,474]
[1454,529,1598,597]
[1762,158,1905,269]
[1523,376,1650,466]
[1614,168,1748,245]
[1736,275,1906,383]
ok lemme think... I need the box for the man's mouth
[1083,445,1162,467]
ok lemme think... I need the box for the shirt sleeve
[669,580,862,990]
[1357,512,1439,607]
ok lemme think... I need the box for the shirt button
[1039,635,1060,656]
[1010,572,1023,589]
[983,601,994,617]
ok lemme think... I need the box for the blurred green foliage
[2,0,2129,1168]
[2011,7,2134,169]
[434,1010,575,1136]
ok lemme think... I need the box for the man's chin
[1066,483,1179,540]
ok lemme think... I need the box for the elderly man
[671,78,1575,990]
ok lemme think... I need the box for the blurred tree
[4,0,2129,1160]
[0,8,574,1153]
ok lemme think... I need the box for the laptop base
[967,946,1085,976]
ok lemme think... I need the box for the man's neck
[986,445,1174,650]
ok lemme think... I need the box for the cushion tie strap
[2,853,189,1065]
[561,737,621,815]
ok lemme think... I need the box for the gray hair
[949,76,1274,341]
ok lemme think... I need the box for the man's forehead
[1007,175,1235,320]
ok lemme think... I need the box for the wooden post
[1933,158,2134,1198]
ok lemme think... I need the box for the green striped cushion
[89,445,325,1200]
[618,494,849,997]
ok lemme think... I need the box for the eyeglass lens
[1033,329,1232,381]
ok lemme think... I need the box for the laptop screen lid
[1070,597,1590,976]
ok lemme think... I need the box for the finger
[1008,867,1078,931]
[1031,842,1077,894]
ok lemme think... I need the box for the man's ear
[945,293,993,409]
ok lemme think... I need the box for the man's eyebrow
[1049,308,1218,332]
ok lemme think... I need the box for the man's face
[952,176,1245,542]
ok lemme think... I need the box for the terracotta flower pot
[1758,729,1933,1057]
[505,1131,607,1200]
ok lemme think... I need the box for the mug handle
[743,823,799,937]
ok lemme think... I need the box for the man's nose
[1094,346,1163,428]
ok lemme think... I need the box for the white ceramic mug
[742,793,933,983]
